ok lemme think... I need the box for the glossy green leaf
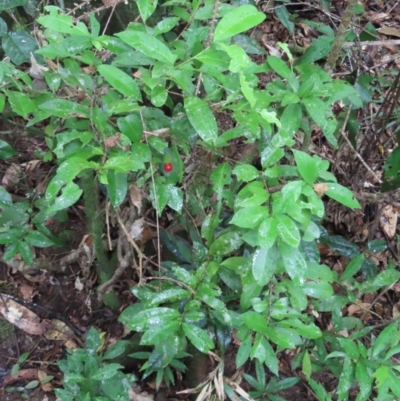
[242,311,268,335]
[268,55,291,79]
[326,183,361,209]
[209,231,243,256]
[303,281,333,299]
[103,341,129,360]
[107,171,127,208]
[18,241,33,265]
[7,91,36,118]
[182,323,214,353]
[39,99,89,119]
[252,246,277,286]
[147,288,189,307]
[141,320,180,345]
[276,214,300,247]
[275,5,294,33]
[184,97,218,144]
[2,31,37,65]
[97,65,140,99]
[214,5,266,42]
[0,140,17,160]
[258,217,278,249]
[279,241,307,282]
[120,307,180,331]
[355,360,372,401]
[154,17,179,35]
[137,0,158,21]
[233,164,259,182]
[236,333,252,368]
[47,182,83,213]
[92,363,123,380]
[337,357,354,401]
[340,253,364,282]
[116,31,177,64]
[231,206,268,229]
[117,114,143,142]
[293,150,320,185]
[151,86,168,107]
[372,322,399,358]
[24,231,54,248]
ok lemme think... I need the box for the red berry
[163,163,173,172]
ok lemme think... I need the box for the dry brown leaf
[313,183,328,197]
[129,184,143,213]
[38,369,53,392]
[0,298,49,335]
[380,204,397,238]
[104,133,121,149]
[44,319,76,342]
[378,26,400,38]
[2,164,22,188]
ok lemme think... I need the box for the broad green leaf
[280,319,322,339]
[47,182,83,213]
[302,351,312,378]
[141,320,180,345]
[337,338,360,359]
[372,322,399,358]
[103,341,129,360]
[97,65,140,99]
[151,86,168,107]
[86,326,101,352]
[117,114,143,142]
[250,333,266,364]
[267,56,291,79]
[24,231,54,248]
[184,97,218,144]
[2,31,38,65]
[116,31,177,64]
[38,7,89,36]
[340,253,364,282]
[326,183,361,209]
[303,281,333,299]
[355,360,372,401]
[279,242,307,282]
[147,288,189,307]
[107,171,127,208]
[242,311,268,335]
[194,46,230,69]
[337,357,354,401]
[265,326,299,349]
[240,72,256,107]
[7,91,36,118]
[0,140,17,160]
[222,44,250,73]
[137,0,158,21]
[154,17,179,35]
[262,337,279,376]
[119,307,180,331]
[39,99,89,119]
[293,150,320,185]
[233,164,259,182]
[209,231,243,256]
[0,0,27,11]
[214,5,266,42]
[258,217,278,249]
[182,323,214,353]
[92,364,123,380]
[236,333,252,368]
[18,241,33,265]
[276,214,300,247]
[252,246,277,286]
[275,5,294,33]
[231,206,268,229]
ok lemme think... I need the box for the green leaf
[214,5,266,42]
[326,183,361,209]
[0,140,17,160]
[268,56,291,79]
[258,217,278,249]
[151,85,168,107]
[24,231,54,248]
[231,206,268,229]
[167,186,183,212]
[337,357,354,401]
[7,91,36,118]
[302,351,312,378]
[107,171,127,208]
[38,7,89,35]
[184,97,218,144]
[97,65,141,99]
[47,182,83,213]
[236,333,252,368]
[293,150,320,185]
[340,253,364,282]
[276,214,300,247]
[137,0,158,21]
[39,99,89,119]
[182,323,214,353]
[86,326,101,352]
[279,241,307,282]
[154,17,179,35]
[302,281,333,299]
[117,114,143,142]
[92,363,123,380]
[252,246,277,286]
[233,164,259,182]
[275,5,294,33]
[242,311,268,335]
[0,0,27,11]
[103,341,128,360]
[116,31,177,64]
[209,231,243,256]
[141,320,180,345]
[262,337,279,376]
[147,288,189,307]
[355,361,372,401]
[372,322,399,358]
[18,241,33,265]
[2,31,37,65]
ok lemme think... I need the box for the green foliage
[0,1,398,400]
[55,327,136,401]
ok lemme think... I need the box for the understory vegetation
[0,0,400,400]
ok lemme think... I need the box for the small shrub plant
[0,1,399,400]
